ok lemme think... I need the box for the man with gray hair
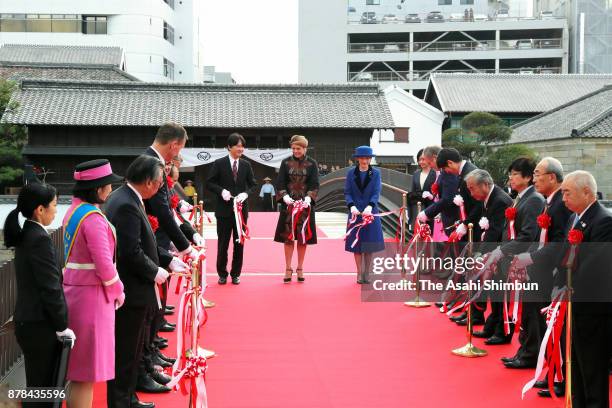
[421,145,442,171]
[560,170,612,407]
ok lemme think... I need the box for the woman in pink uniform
[62,159,125,408]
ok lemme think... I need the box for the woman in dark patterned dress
[274,135,319,283]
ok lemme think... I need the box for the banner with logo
[180,148,292,169]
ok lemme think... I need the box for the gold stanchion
[405,201,431,308]
[565,262,573,407]
[452,223,487,357]
[198,200,205,237]
[400,193,407,280]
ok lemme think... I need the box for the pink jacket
[62,198,124,302]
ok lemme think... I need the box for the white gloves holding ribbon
[513,252,534,270]
[221,189,231,202]
[155,267,170,284]
[417,211,428,223]
[483,247,504,271]
[56,328,76,347]
[181,245,199,261]
[169,257,189,273]
[235,192,248,203]
[283,195,294,206]
[422,191,434,200]
[453,194,464,207]
[115,292,125,310]
[362,205,373,216]
[350,206,360,216]
[455,223,467,239]
[303,196,312,208]
[178,200,193,213]
[192,232,205,247]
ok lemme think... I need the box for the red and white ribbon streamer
[287,200,312,244]
[453,195,466,221]
[344,208,403,249]
[233,199,250,245]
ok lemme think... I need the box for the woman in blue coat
[345,146,385,284]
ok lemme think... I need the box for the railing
[0,228,64,381]
[348,66,562,82]
[347,16,566,25]
[348,38,562,53]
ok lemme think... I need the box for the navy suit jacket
[424,170,460,230]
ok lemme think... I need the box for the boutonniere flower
[505,207,517,221]
[479,217,489,230]
[147,215,159,232]
[453,195,464,207]
[431,183,439,195]
[537,213,552,229]
[568,229,584,245]
[170,194,180,209]
[166,175,174,189]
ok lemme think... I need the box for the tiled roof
[510,85,612,142]
[2,80,395,129]
[0,63,137,82]
[0,44,124,67]
[427,73,612,113]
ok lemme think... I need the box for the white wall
[0,0,203,82]
[371,85,443,161]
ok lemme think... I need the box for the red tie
[232,160,238,182]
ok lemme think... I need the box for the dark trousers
[108,305,152,408]
[571,313,612,408]
[216,215,246,278]
[262,193,274,212]
[15,321,60,408]
[517,301,546,361]
[484,298,515,340]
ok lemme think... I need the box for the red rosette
[170,194,180,209]
[505,207,517,221]
[147,215,159,232]
[537,213,552,229]
[418,223,431,239]
[431,183,439,195]
[568,228,584,245]
[166,175,175,189]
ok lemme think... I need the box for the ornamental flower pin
[431,183,439,195]
[170,194,180,209]
[537,213,552,229]
[147,215,159,232]
[479,216,490,230]
[453,195,464,207]
[567,229,584,245]
[505,207,517,221]
[166,175,174,189]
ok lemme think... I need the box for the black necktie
[232,160,238,182]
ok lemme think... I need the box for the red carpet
[92,213,582,407]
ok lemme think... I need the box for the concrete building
[509,84,612,197]
[300,0,569,98]
[534,0,612,73]
[0,0,205,82]
[203,66,236,84]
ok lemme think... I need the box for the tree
[480,144,538,186]
[0,79,28,188]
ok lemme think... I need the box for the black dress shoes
[534,379,548,389]
[455,317,485,326]
[156,350,176,364]
[500,355,519,363]
[166,305,175,310]
[218,277,227,285]
[450,312,467,322]
[504,358,536,369]
[131,393,155,408]
[159,323,175,332]
[472,330,493,339]
[231,276,240,285]
[484,335,511,345]
[434,302,444,308]
[136,373,171,393]
[150,369,172,385]
[151,354,172,368]
[538,383,565,398]
[164,307,174,316]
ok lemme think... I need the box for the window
[164,58,174,80]
[366,0,380,4]
[52,14,79,32]
[82,16,107,34]
[0,14,26,32]
[26,14,52,32]
[0,14,80,32]
[164,0,175,9]
[460,0,474,4]
[394,128,409,143]
[438,0,452,4]
[163,21,174,44]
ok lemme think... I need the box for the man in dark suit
[409,149,437,232]
[206,133,257,285]
[105,155,184,408]
[505,157,572,372]
[483,157,545,346]
[560,170,612,407]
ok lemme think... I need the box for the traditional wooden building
[2,79,395,208]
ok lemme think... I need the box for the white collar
[484,186,494,207]
[517,185,533,199]
[546,187,561,204]
[578,200,596,220]
[459,160,466,174]
[229,155,240,166]
[127,183,144,207]
[26,219,48,233]
[150,146,166,166]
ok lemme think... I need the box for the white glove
[283,195,294,205]
[169,257,188,273]
[155,267,169,284]
[417,211,428,223]
[115,292,125,310]
[422,191,434,200]
[192,232,205,247]
[350,206,360,215]
[363,205,373,215]
[303,196,312,207]
[455,223,467,238]
[221,189,231,202]
[56,328,76,348]
[179,245,199,260]
[479,216,489,231]
[179,200,193,213]
[484,247,504,269]
[453,194,464,207]
[236,192,248,203]
[513,253,533,270]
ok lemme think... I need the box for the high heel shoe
[296,268,305,282]
[284,268,293,283]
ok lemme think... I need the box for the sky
[200,0,299,84]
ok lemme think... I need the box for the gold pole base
[202,348,216,359]
[203,299,216,308]
[451,342,488,357]
[404,297,431,308]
